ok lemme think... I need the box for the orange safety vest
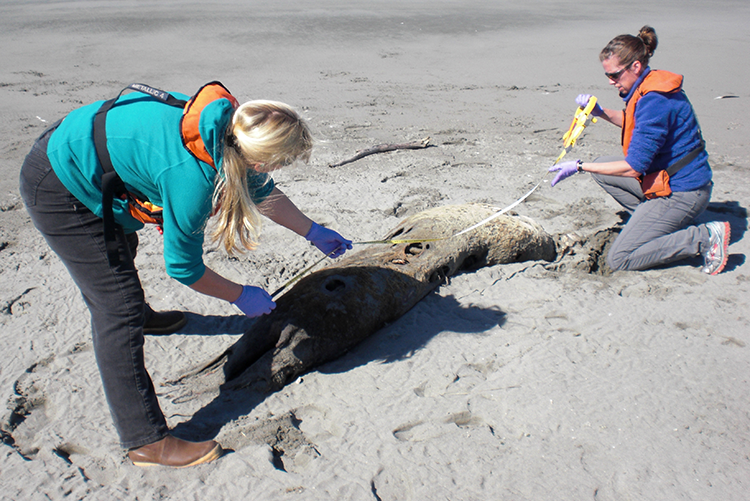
[621,70,683,155]
[180,82,239,168]
[94,81,238,264]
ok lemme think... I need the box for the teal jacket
[47,91,274,285]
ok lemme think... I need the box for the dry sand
[1,1,749,499]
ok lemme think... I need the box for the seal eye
[405,243,425,256]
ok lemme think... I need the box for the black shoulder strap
[665,137,706,177]
[93,83,187,265]
[125,83,188,107]
[94,83,187,177]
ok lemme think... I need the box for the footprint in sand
[3,356,54,459]
[3,343,94,462]
[393,410,486,442]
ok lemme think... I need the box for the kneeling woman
[19,82,351,467]
[549,26,730,275]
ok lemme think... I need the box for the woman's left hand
[305,222,353,258]
[549,160,580,187]
[575,94,603,116]
[232,285,276,317]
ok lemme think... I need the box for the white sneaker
[702,221,730,275]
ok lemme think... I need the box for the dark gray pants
[591,156,713,271]
[19,125,168,449]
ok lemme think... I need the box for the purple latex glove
[575,94,603,117]
[232,285,276,318]
[549,160,580,187]
[305,222,353,258]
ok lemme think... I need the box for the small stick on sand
[329,137,432,167]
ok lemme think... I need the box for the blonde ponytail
[209,100,313,255]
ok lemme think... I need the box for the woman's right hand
[576,94,603,116]
[305,222,353,258]
[231,285,276,317]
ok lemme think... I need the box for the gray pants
[591,156,713,271]
[19,123,169,449]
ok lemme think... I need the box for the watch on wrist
[576,159,584,173]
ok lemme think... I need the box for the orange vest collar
[621,70,683,155]
[180,81,239,169]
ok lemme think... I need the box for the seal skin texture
[194,203,556,392]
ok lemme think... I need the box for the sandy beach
[1,1,749,499]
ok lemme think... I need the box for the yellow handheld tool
[554,96,598,164]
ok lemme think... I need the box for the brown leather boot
[143,304,187,335]
[128,435,223,468]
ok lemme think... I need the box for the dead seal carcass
[185,203,556,393]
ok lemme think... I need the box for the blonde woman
[19,82,351,467]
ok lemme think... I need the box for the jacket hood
[198,97,235,174]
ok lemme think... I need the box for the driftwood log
[180,203,556,394]
[328,137,432,167]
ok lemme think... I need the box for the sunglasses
[605,62,633,81]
